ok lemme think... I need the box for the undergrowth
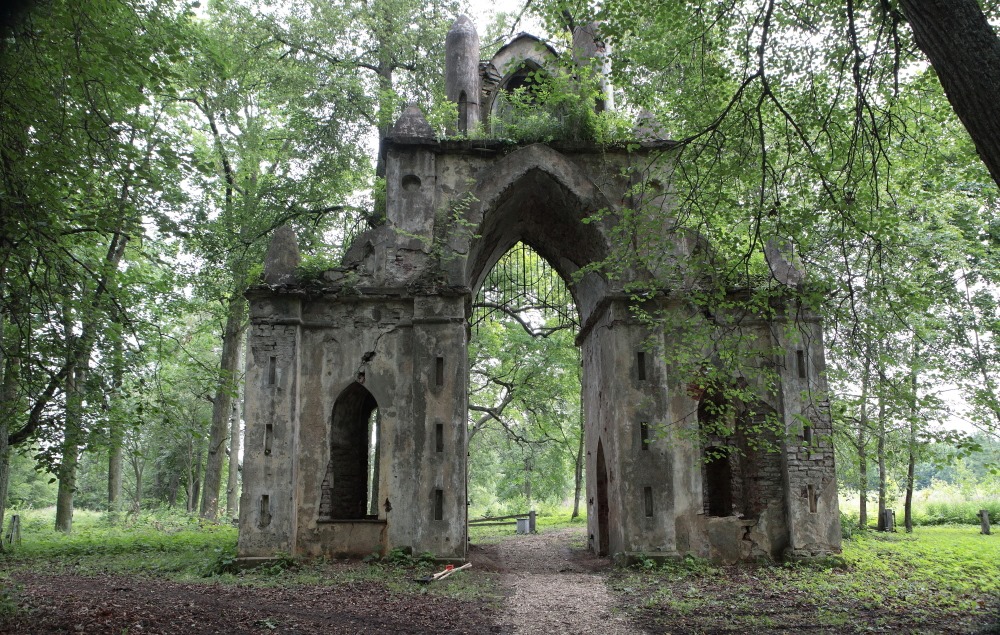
[611,525,999,633]
[0,507,502,603]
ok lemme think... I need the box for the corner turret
[445,15,481,135]
[572,22,614,112]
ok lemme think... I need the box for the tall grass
[1,507,236,578]
[839,480,999,528]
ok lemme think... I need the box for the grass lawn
[0,508,500,601]
[3,509,998,633]
[611,525,1000,634]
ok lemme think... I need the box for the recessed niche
[435,423,444,453]
[435,356,444,386]
[637,351,647,381]
[259,495,271,528]
[267,356,277,385]
[639,421,650,450]
[402,174,421,192]
[433,489,444,521]
[643,487,654,517]
[797,349,807,379]
[264,424,273,456]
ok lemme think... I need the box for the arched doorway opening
[458,146,621,557]
[319,382,381,521]
[466,242,583,520]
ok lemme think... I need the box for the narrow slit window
[267,356,277,385]
[458,91,468,134]
[637,351,647,381]
[264,424,273,456]
[639,421,650,450]
[435,423,444,453]
[433,489,444,521]
[796,349,807,379]
[803,422,813,446]
[808,484,817,513]
[435,356,444,387]
[643,486,654,517]
[259,495,271,527]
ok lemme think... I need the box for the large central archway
[454,143,645,557]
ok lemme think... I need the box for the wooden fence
[469,510,536,533]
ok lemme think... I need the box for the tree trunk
[374,65,394,180]
[132,454,144,512]
[108,426,123,512]
[858,358,870,530]
[899,0,1000,189]
[107,324,124,513]
[571,400,585,519]
[904,349,919,533]
[524,455,532,507]
[56,357,87,533]
[225,390,242,518]
[0,362,16,553]
[876,388,888,532]
[0,346,14,552]
[225,335,245,518]
[167,471,179,509]
[201,297,246,519]
[369,410,380,516]
[187,437,201,514]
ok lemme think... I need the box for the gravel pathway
[491,526,641,635]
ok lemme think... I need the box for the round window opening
[402,174,421,192]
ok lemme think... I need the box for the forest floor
[0,513,998,634]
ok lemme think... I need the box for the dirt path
[472,526,641,635]
[0,526,635,634]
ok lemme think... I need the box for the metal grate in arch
[470,242,578,335]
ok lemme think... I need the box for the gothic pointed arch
[445,143,620,324]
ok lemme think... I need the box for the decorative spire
[263,224,300,285]
[391,103,436,140]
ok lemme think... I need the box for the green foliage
[486,61,630,144]
[296,250,346,284]
[374,547,436,567]
[0,583,17,619]
[5,449,56,510]
[612,526,1000,632]
[372,176,387,222]
[840,511,859,540]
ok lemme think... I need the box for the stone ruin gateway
[236,17,842,565]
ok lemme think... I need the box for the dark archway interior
[502,63,546,99]
[468,169,611,324]
[699,393,737,518]
[324,382,378,520]
[704,447,734,517]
